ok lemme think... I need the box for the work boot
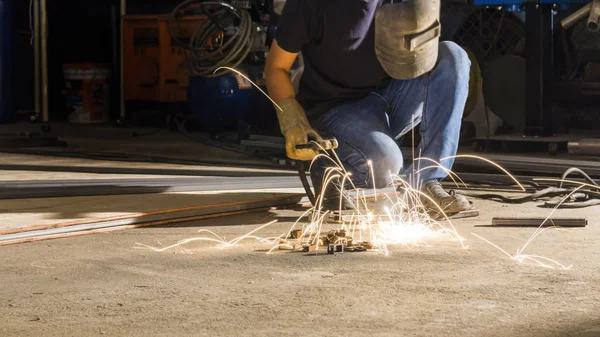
[420,179,471,215]
[318,188,398,216]
[311,174,395,215]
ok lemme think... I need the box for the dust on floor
[1,199,600,337]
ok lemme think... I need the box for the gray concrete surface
[1,198,600,337]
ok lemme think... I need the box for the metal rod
[491,217,587,227]
[119,0,126,121]
[33,0,40,115]
[0,194,303,243]
[40,0,48,122]
[561,3,590,29]
[568,138,600,156]
[111,4,119,121]
[0,208,270,246]
[0,176,305,200]
[0,162,297,177]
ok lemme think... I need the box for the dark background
[12,0,183,122]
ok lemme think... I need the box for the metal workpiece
[568,138,600,156]
[491,217,587,227]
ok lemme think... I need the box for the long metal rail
[0,176,305,200]
[0,194,304,245]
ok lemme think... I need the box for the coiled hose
[169,0,256,78]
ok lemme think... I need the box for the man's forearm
[264,68,297,106]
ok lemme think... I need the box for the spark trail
[135,66,578,270]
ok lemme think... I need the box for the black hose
[456,187,573,204]
[559,167,600,189]
[456,167,600,208]
[298,162,316,206]
[544,199,600,209]
[168,0,256,78]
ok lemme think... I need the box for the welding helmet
[374,0,441,79]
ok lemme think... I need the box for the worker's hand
[276,98,323,161]
[285,127,323,161]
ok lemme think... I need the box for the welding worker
[264,0,471,214]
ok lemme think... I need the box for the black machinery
[464,0,600,153]
[168,0,280,138]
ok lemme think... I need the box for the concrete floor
[0,151,300,233]
[2,123,600,336]
[2,197,600,337]
[0,123,283,169]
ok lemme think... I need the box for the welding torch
[295,138,339,206]
[295,138,339,151]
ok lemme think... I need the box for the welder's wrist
[275,97,311,135]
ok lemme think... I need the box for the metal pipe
[33,0,40,115]
[561,3,590,29]
[588,0,600,31]
[40,0,48,122]
[0,176,305,200]
[0,163,297,177]
[568,138,600,156]
[111,4,118,122]
[119,0,126,121]
[491,217,587,227]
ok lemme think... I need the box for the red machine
[122,14,211,103]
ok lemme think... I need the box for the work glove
[276,97,323,161]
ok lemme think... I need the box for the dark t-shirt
[275,0,391,118]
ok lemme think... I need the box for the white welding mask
[375,0,441,79]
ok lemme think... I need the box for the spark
[439,154,527,192]
[214,66,283,112]
[135,154,467,256]
[532,178,600,190]
[469,184,583,270]
[135,66,576,271]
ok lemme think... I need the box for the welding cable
[298,161,317,206]
[544,199,600,209]
[454,187,573,204]
[558,167,600,190]
[168,0,256,78]
[454,187,600,204]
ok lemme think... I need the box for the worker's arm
[264,40,297,104]
[265,40,322,161]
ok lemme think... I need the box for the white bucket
[63,64,112,123]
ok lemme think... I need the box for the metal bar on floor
[0,194,304,244]
[0,163,298,178]
[0,176,305,200]
[491,217,587,227]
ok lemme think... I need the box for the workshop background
[3,1,600,337]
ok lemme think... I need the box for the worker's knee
[344,134,403,189]
[435,41,471,87]
[310,133,402,190]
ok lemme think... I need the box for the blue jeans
[309,41,470,191]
